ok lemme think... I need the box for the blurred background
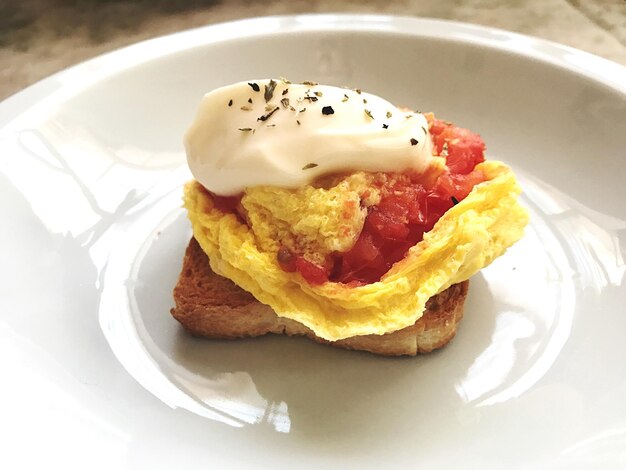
[1,0,625,100]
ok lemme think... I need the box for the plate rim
[1,13,625,133]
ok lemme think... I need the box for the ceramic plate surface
[1,15,625,469]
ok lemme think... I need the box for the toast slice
[171,238,469,356]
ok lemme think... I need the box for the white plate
[1,14,625,469]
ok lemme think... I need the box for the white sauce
[185,79,433,195]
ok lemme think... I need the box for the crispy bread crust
[171,238,469,356]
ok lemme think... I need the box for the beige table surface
[1,0,625,101]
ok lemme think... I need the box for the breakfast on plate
[170,78,528,356]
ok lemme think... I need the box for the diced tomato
[333,233,388,284]
[405,187,428,225]
[271,114,489,285]
[424,192,453,231]
[366,208,410,241]
[345,232,381,266]
[294,257,330,285]
[429,118,486,174]
[434,169,485,201]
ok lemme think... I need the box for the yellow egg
[241,172,374,265]
[184,160,528,341]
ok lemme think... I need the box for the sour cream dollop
[185,79,433,195]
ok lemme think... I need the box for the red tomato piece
[430,118,486,174]
[274,114,488,286]
[295,257,330,285]
[434,169,485,201]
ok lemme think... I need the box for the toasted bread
[171,238,469,356]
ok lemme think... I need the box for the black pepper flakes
[238,127,253,132]
[322,106,334,115]
[451,196,459,205]
[248,98,253,104]
[410,138,418,146]
[342,94,349,102]
[282,88,289,95]
[364,109,374,119]
[382,123,389,129]
[296,120,301,125]
[280,98,290,108]
[301,80,318,86]
[264,79,277,102]
[248,82,260,92]
[257,106,280,122]
[302,163,318,170]
[228,99,233,107]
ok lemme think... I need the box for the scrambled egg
[241,172,376,265]
[184,161,528,341]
